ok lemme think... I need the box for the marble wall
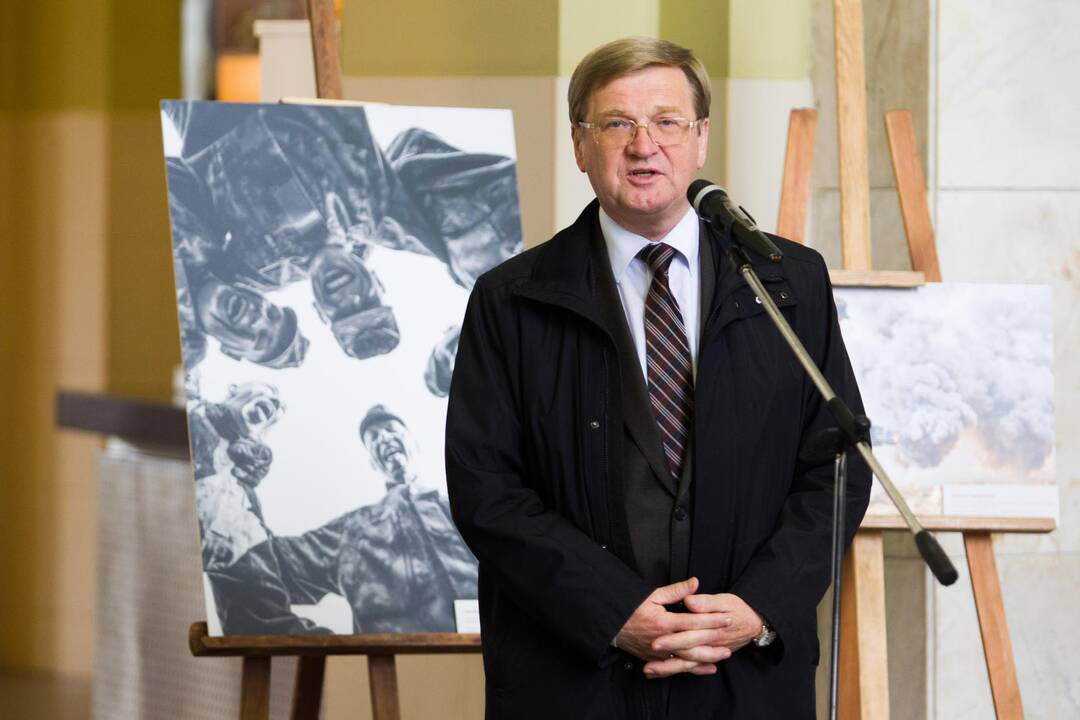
[810,1,1080,717]
[930,1,1080,716]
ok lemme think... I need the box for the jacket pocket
[488,606,542,693]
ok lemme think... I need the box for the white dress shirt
[599,206,700,381]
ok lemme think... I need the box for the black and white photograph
[836,283,1057,519]
[161,100,523,635]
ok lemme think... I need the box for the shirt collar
[598,206,699,284]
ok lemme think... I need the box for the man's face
[310,245,378,322]
[573,65,709,239]
[195,278,289,361]
[223,382,283,437]
[362,418,414,485]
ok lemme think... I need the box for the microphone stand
[714,232,958,720]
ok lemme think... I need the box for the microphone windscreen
[687,179,713,209]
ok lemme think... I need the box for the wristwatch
[752,622,777,648]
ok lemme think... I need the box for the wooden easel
[188,4,482,719]
[775,2,1055,719]
[189,622,480,720]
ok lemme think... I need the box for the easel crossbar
[189,623,482,657]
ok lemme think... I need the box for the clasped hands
[615,577,763,679]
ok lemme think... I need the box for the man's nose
[626,123,659,156]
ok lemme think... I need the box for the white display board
[835,283,1056,521]
[161,100,522,635]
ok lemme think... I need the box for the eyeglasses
[576,116,703,148]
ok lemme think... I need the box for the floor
[0,670,91,720]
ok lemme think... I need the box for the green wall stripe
[728,0,810,79]
[557,0,660,76]
[343,0,559,76]
[659,0,731,78]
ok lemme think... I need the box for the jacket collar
[511,201,603,323]
[701,218,787,329]
[513,200,788,330]
[598,206,700,286]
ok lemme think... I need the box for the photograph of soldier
[166,103,429,288]
[161,101,520,635]
[386,127,522,290]
[188,382,330,635]
[309,242,400,359]
[164,103,523,369]
[271,405,479,633]
[167,157,310,369]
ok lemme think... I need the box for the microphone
[688,180,783,262]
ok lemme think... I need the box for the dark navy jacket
[446,201,870,719]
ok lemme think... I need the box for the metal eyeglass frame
[575,117,703,147]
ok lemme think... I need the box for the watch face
[754,626,777,647]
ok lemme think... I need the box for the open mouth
[245,398,277,426]
[376,439,404,465]
[225,293,247,324]
[629,169,659,178]
[323,267,354,294]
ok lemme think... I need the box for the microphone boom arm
[725,243,958,587]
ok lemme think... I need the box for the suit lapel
[588,223,676,497]
[698,219,717,342]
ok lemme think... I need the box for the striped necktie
[637,242,694,482]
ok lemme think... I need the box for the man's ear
[572,125,587,172]
[695,117,710,170]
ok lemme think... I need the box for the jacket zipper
[599,348,614,549]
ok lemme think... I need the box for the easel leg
[305,0,343,100]
[832,0,873,271]
[964,532,1025,719]
[776,108,818,244]
[240,656,272,720]
[290,656,326,720]
[838,530,889,720]
[368,654,402,720]
[883,109,943,281]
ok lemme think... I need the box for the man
[189,382,330,635]
[189,381,284,484]
[385,127,523,289]
[167,103,521,293]
[191,274,308,368]
[445,37,870,718]
[171,103,435,291]
[166,157,309,369]
[309,243,401,359]
[272,405,478,633]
